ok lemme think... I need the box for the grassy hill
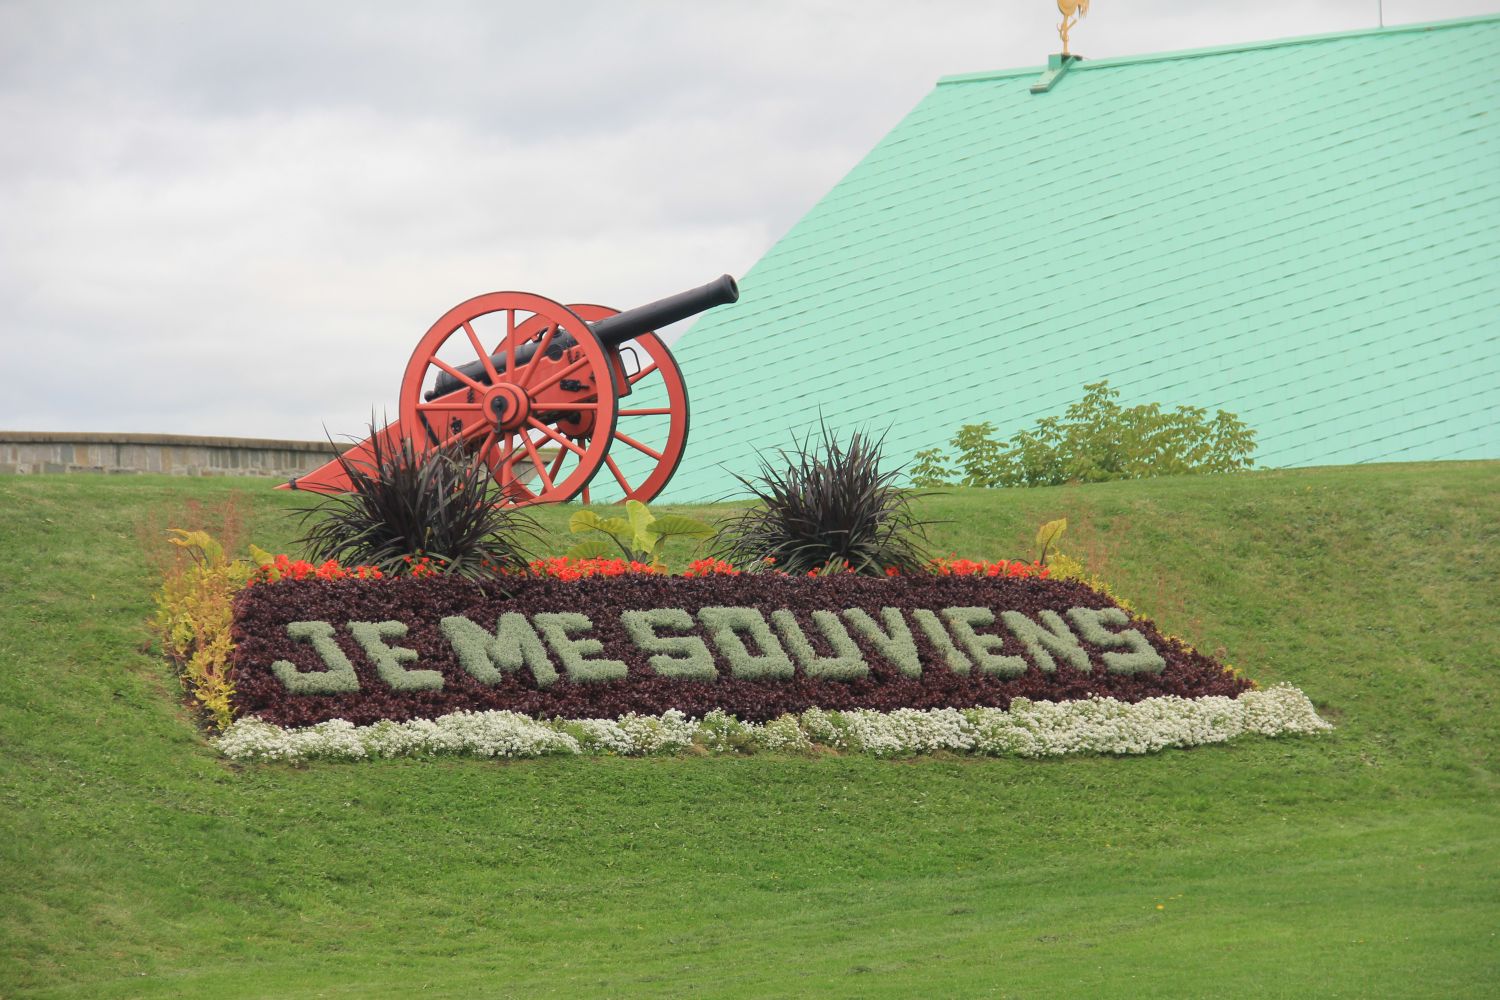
[1,462,1496,998]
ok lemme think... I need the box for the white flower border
[215,684,1331,763]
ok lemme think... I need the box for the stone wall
[0,431,351,481]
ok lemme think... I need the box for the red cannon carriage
[284,275,738,505]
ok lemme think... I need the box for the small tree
[908,447,956,489]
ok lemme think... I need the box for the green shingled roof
[663,15,1500,501]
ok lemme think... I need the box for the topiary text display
[231,575,1251,728]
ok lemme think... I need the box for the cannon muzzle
[425,274,737,400]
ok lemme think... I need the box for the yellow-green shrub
[149,529,256,730]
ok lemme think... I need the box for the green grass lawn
[1,462,1496,998]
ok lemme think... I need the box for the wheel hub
[484,383,532,432]
[556,409,596,438]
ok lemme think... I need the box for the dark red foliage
[230,575,1253,728]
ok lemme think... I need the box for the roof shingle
[664,16,1500,500]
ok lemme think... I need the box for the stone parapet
[0,431,352,479]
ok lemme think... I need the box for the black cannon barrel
[425,274,737,400]
[589,273,738,349]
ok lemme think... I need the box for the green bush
[912,381,1256,488]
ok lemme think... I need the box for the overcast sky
[3,0,1496,441]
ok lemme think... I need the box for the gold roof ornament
[1032,0,1089,91]
[1057,0,1090,57]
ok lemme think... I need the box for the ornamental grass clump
[295,422,542,581]
[709,422,933,576]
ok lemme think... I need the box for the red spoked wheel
[560,303,690,505]
[397,292,619,506]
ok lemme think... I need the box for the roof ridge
[938,12,1500,86]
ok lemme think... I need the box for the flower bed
[230,569,1258,728]
[216,685,1330,762]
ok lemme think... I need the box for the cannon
[283,275,738,505]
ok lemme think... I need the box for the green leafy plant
[1035,517,1067,566]
[914,381,1256,488]
[709,421,933,577]
[566,500,714,570]
[295,422,542,580]
[1023,516,1126,617]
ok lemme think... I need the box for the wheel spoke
[614,430,663,461]
[519,324,559,389]
[430,356,489,394]
[459,416,490,441]
[495,435,535,502]
[528,356,589,396]
[419,409,487,446]
[504,310,517,376]
[519,431,554,492]
[415,403,485,448]
[477,432,507,498]
[494,432,517,485]
[628,362,659,386]
[526,417,588,457]
[417,400,483,412]
[605,454,632,494]
[462,321,499,384]
[475,429,498,462]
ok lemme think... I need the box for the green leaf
[626,500,660,553]
[167,528,224,566]
[569,510,606,534]
[1035,518,1067,565]
[564,539,619,561]
[572,509,631,544]
[1035,518,1067,551]
[649,515,715,541]
[596,517,632,539]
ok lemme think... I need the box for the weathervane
[1057,0,1089,56]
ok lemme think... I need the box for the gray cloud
[2,0,1495,439]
